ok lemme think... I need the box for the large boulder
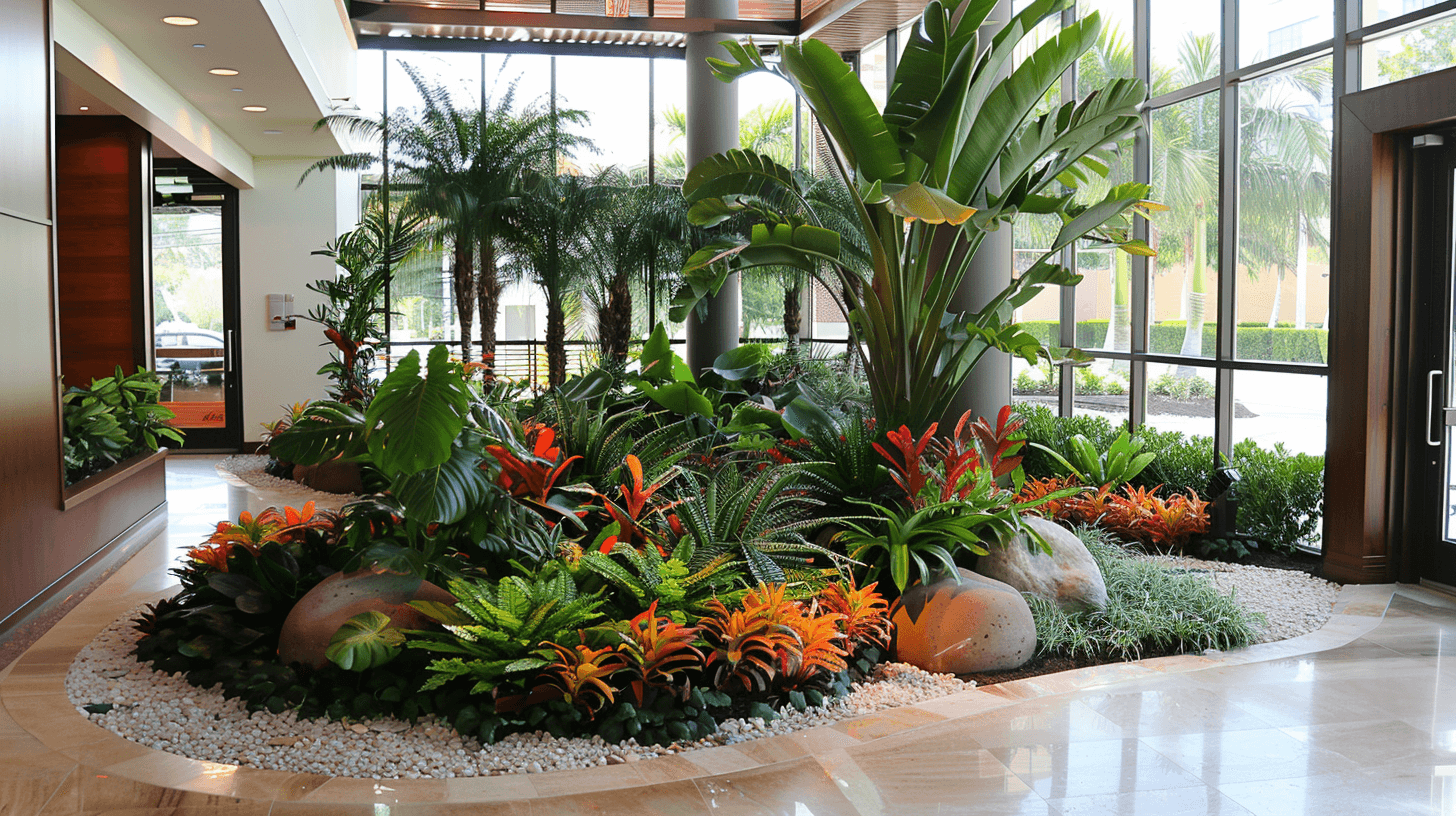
[278,567,455,669]
[891,569,1036,674]
[979,516,1108,612]
[291,459,364,495]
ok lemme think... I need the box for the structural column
[684,0,739,377]
[944,0,1013,425]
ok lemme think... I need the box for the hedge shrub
[1019,320,1328,364]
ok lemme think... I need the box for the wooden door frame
[1327,65,1456,583]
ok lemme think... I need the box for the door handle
[1429,369,1443,447]
[226,329,235,375]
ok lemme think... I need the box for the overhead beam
[797,0,864,37]
[351,0,796,36]
[356,33,686,58]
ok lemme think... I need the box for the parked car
[155,322,224,374]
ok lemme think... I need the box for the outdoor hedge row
[1019,321,1328,364]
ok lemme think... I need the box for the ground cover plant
[1027,526,1260,660]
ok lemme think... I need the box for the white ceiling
[66,0,347,159]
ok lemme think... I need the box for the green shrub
[1015,320,1328,364]
[1018,405,1124,480]
[1230,439,1325,553]
[62,367,183,484]
[1130,426,1214,496]
[1076,367,1128,396]
[1149,373,1214,400]
[1028,527,1262,660]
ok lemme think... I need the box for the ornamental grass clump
[1027,527,1261,661]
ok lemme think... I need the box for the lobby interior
[10,0,1456,813]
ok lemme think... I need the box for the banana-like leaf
[998,77,1146,203]
[325,611,405,671]
[705,38,768,81]
[409,599,472,626]
[638,381,714,418]
[779,40,906,183]
[364,346,472,477]
[887,0,998,160]
[1052,183,1153,252]
[682,150,801,208]
[391,444,489,524]
[881,182,976,224]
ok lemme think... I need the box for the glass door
[151,161,241,449]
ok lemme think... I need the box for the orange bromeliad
[205,501,333,555]
[486,426,581,503]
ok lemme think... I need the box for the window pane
[557,56,650,174]
[1149,94,1220,360]
[1071,136,1135,358]
[1143,361,1216,439]
[387,52,482,118]
[1232,371,1326,456]
[1151,0,1220,91]
[861,37,889,111]
[1361,11,1456,89]
[740,61,797,166]
[1076,0,1134,100]
[1073,361,1130,422]
[653,58,688,181]
[1231,370,1326,549]
[485,54,552,110]
[1364,0,1445,25]
[1239,0,1331,67]
[1013,357,1061,410]
[1236,58,1332,362]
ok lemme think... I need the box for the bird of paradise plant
[670,0,1157,434]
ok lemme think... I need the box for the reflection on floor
[3,456,1456,814]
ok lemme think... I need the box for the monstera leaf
[325,611,405,671]
[364,345,472,477]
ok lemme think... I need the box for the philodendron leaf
[638,382,714,418]
[365,345,472,477]
[325,611,405,671]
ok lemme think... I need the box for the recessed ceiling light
[242,105,267,112]
[208,68,239,76]
[193,43,206,48]
[231,87,243,92]
[163,16,199,25]
[263,130,282,135]
[79,106,89,111]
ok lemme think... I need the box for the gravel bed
[65,610,972,780]
[216,454,359,508]
[1141,553,1340,643]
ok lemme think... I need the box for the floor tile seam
[30,765,77,816]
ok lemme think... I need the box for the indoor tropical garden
[64,0,1337,780]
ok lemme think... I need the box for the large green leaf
[779,40,906,183]
[267,402,367,465]
[325,611,405,671]
[638,381,714,418]
[885,0,997,160]
[638,323,695,384]
[391,444,489,524]
[364,346,472,477]
[682,150,802,209]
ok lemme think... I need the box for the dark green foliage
[1018,405,1123,480]
[1028,527,1261,660]
[574,537,740,621]
[1229,439,1325,553]
[1020,320,1328,364]
[62,367,184,484]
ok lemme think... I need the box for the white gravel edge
[216,454,360,507]
[1136,552,1340,643]
[65,609,972,779]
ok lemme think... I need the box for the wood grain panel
[0,0,50,221]
[55,116,153,388]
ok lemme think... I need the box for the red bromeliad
[486,425,582,503]
[873,422,938,505]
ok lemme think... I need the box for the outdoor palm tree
[302,63,589,364]
[512,169,615,385]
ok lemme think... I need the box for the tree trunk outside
[1176,209,1208,377]
[547,298,567,387]
[783,286,801,346]
[452,241,476,363]
[1268,265,1285,329]
[477,241,500,370]
[1294,221,1309,330]
[601,271,633,364]
[1104,250,1131,372]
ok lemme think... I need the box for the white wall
[239,159,357,441]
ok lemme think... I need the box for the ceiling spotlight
[193,43,206,48]
[231,88,243,92]
[242,105,267,112]
[208,68,239,76]
[263,129,282,135]
[163,16,199,25]
[79,106,89,111]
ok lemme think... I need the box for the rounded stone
[277,567,456,669]
[890,568,1036,674]
[290,459,364,495]
[979,516,1109,612]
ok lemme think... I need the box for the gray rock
[980,516,1108,612]
[891,569,1036,674]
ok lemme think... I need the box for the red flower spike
[872,423,938,505]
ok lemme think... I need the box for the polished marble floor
[3,456,1456,814]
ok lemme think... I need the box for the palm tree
[580,176,696,363]
[1238,62,1331,330]
[302,63,590,363]
[512,168,615,385]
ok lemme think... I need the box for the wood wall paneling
[55,116,153,387]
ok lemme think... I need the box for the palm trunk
[1104,251,1131,372]
[601,271,633,365]
[1176,208,1208,376]
[783,285,802,345]
[1294,221,1309,330]
[546,297,567,387]
[1268,265,1284,328]
[477,240,500,370]
[452,240,476,363]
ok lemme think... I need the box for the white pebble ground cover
[66,610,971,779]
[1147,555,1340,643]
[216,454,359,506]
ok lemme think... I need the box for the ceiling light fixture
[208,68,239,76]
[231,87,243,92]
[193,43,206,48]
[79,106,89,111]
[263,129,282,135]
[242,105,267,112]
[163,15,199,25]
